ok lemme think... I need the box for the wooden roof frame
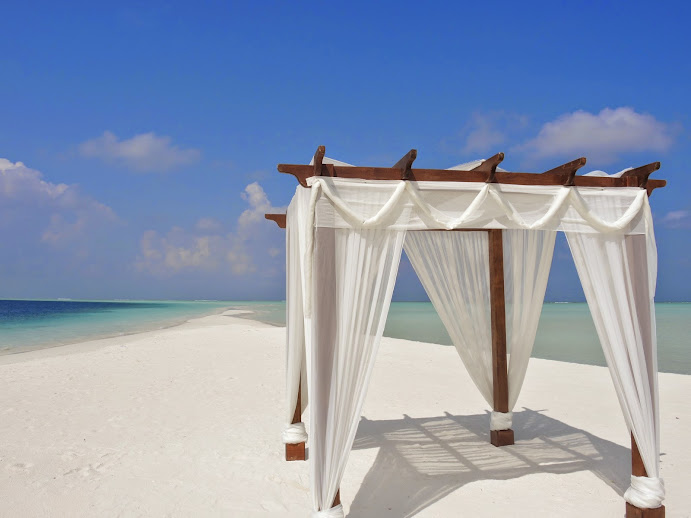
[265,146,666,228]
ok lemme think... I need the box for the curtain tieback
[282,423,308,444]
[490,411,513,431]
[311,504,344,517]
[624,475,665,509]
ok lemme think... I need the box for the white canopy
[281,158,663,516]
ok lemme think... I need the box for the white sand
[0,312,688,517]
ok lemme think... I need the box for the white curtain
[504,230,556,409]
[404,229,555,429]
[282,198,309,444]
[566,231,664,509]
[307,227,405,516]
[404,231,494,403]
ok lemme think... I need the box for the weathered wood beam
[541,157,587,186]
[488,229,514,447]
[471,152,505,183]
[622,162,661,190]
[265,213,286,228]
[276,163,666,193]
[285,380,306,461]
[393,149,417,180]
[627,433,665,517]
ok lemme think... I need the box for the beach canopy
[266,147,667,517]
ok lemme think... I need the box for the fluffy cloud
[460,112,529,154]
[518,107,677,163]
[79,131,201,172]
[135,182,285,276]
[0,158,117,248]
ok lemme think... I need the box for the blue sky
[1,1,689,301]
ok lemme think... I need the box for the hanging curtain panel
[282,198,309,445]
[307,227,405,517]
[404,229,555,430]
[503,229,556,410]
[404,231,494,404]
[566,231,664,509]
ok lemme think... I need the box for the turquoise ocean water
[1,299,689,375]
[0,299,233,354]
[230,301,691,375]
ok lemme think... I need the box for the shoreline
[0,303,237,359]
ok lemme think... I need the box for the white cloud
[195,217,222,231]
[0,158,117,248]
[79,131,201,172]
[659,210,691,228]
[443,112,529,156]
[518,107,677,163]
[135,183,285,276]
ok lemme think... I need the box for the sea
[0,299,689,375]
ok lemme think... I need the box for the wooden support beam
[488,229,514,447]
[622,162,661,190]
[541,157,587,186]
[313,145,326,177]
[265,213,286,228]
[285,381,306,461]
[276,163,666,193]
[626,433,665,517]
[393,149,417,180]
[472,152,505,183]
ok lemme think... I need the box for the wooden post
[626,433,665,517]
[285,380,306,461]
[488,229,514,447]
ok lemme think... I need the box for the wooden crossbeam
[277,163,666,192]
[541,157,587,186]
[621,162,661,190]
[471,152,505,183]
[313,145,326,177]
[393,149,417,180]
[265,214,286,228]
[276,147,666,193]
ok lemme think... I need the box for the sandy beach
[0,311,688,517]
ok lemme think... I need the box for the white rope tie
[490,411,513,431]
[282,423,308,444]
[624,475,665,509]
[311,504,344,518]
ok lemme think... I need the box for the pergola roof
[266,146,666,229]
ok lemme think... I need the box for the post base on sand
[490,429,515,447]
[285,442,305,461]
[626,503,665,518]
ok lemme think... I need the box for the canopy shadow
[347,408,630,517]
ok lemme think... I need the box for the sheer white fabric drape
[404,230,555,429]
[566,231,664,508]
[283,199,309,444]
[504,230,556,409]
[404,231,494,403]
[307,227,404,516]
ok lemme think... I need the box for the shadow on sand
[347,408,630,517]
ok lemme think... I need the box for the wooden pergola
[266,146,666,518]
